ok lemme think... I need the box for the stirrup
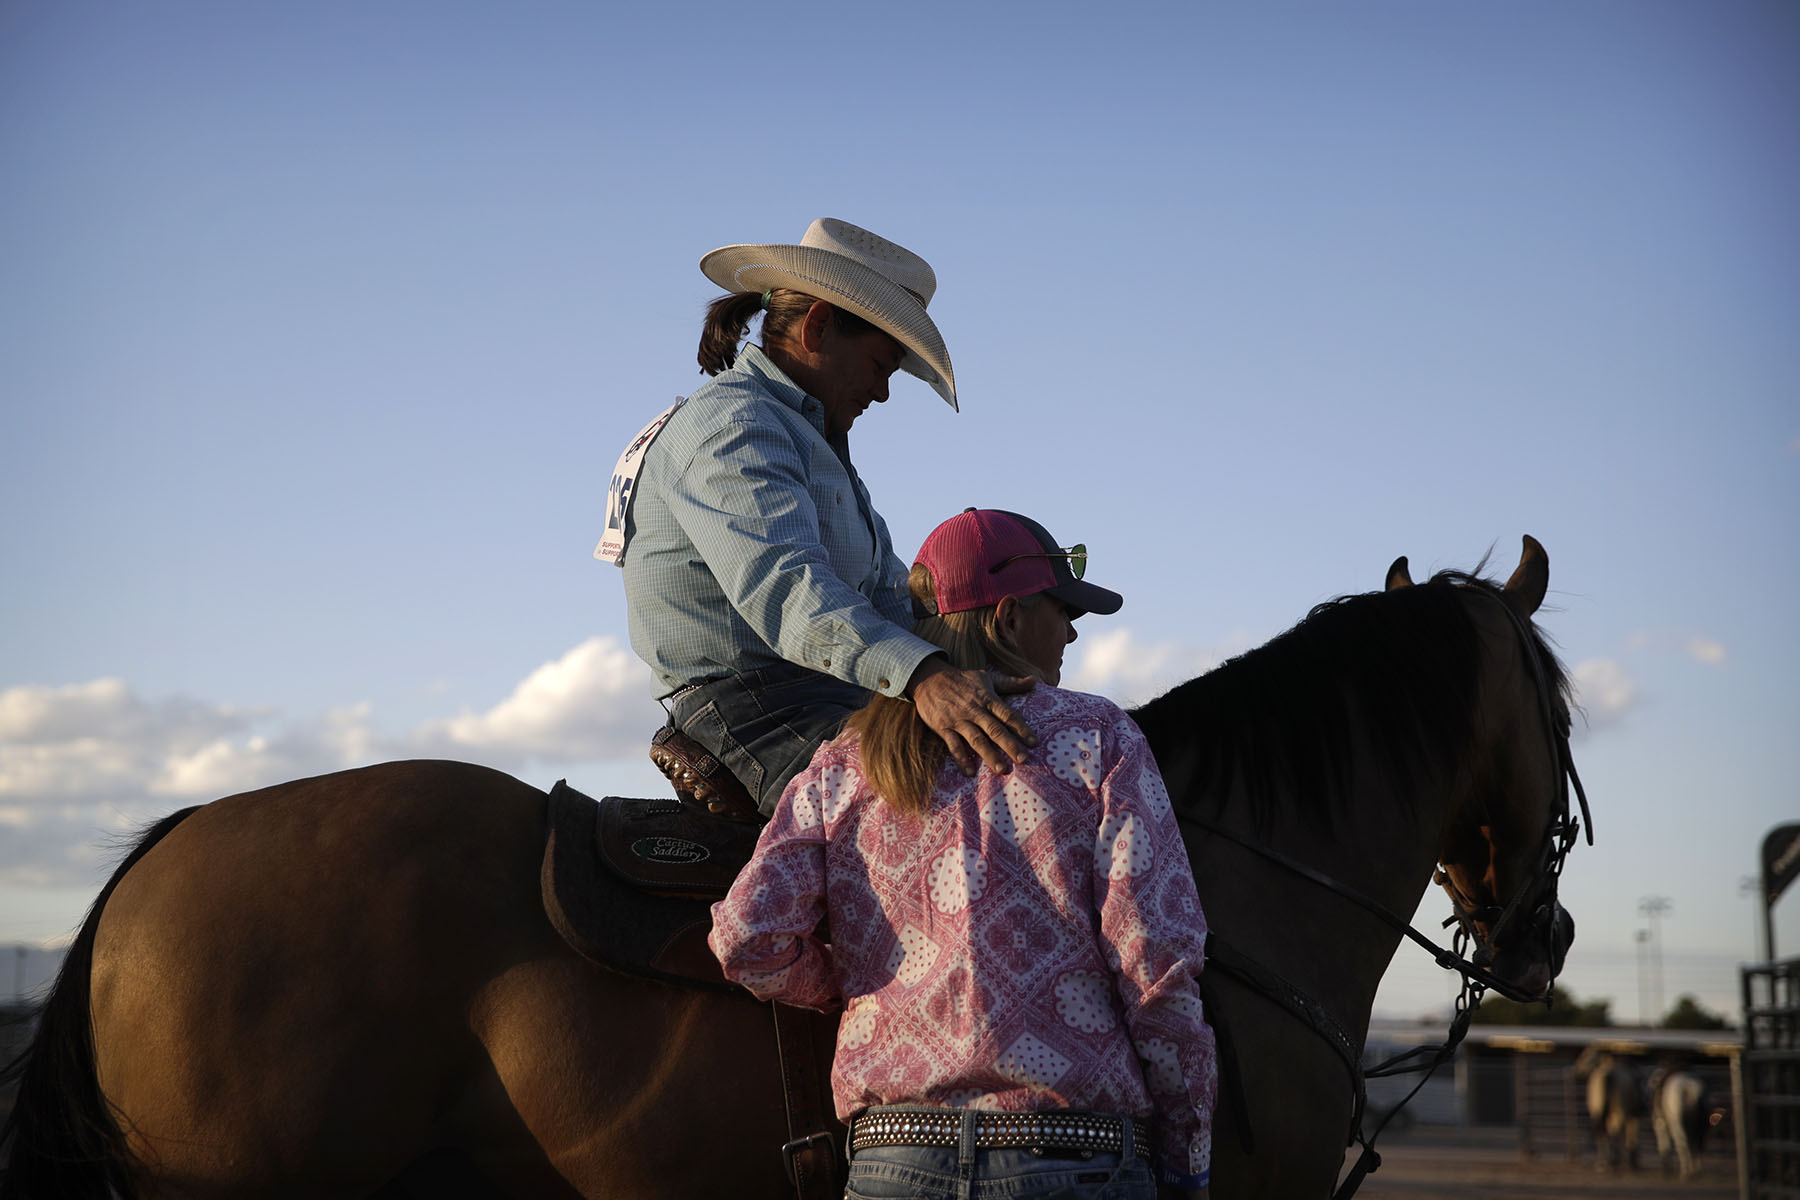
[648,726,759,819]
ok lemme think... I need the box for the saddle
[539,780,845,1197]
[539,779,761,991]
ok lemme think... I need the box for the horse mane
[1130,567,1569,829]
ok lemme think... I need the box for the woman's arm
[707,773,838,1010]
[1091,718,1218,1193]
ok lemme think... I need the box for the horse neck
[1141,588,1498,1031]
[1164,708,1466,1191]
[1156,700,1468,1034]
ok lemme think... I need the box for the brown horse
[0,537,1580,1199]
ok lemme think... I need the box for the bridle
[1178,583,1592,1198]
[1434,589,1591,984]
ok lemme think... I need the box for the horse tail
[0,806,202,1200]
[1682,1077,1709,1155]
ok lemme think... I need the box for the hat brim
[700,243,958,410]
[1047,578,1123,618]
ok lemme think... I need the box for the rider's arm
[667,413,935,698]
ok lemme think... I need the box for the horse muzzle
[1487,903,1575,1000]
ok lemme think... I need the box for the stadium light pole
[1633,928,1650,1025]
[1638,895,1672,1023]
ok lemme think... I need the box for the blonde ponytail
[844,565,1041,815]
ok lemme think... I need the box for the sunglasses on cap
[988,544,1088,580]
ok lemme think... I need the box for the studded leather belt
[848,1108,1152,1160]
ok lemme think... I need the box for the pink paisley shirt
[708,686,1217,1183]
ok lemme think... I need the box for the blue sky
[2,2,1795,1021]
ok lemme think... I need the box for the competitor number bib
[594,396,686,566]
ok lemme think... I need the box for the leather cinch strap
[771,1002,840,1199]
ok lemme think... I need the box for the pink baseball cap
[914,509,1123,617]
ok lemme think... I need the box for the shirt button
[836,492,843,504]
[878,678,891,690]
[822,658,831,668]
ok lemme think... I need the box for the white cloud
[0,642,652,890]
[0,737,153,801]
[1570,657,1639,732]
[1064,627,1242,707]
[408,636,655,764]
[1684,637,1726,665]
[0,680,254,803]
[0,678,393,887]
[1621,630,1727,666]
[0,678,254,788]
[148,703,378,798]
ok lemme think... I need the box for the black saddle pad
[595,790,761,897]
[540,780,760,992]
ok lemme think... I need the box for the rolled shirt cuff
[820,629,939,697]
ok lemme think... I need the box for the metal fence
[1741,958,1800,1198]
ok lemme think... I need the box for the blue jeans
[844,1109,1155,1200]
[668,663,870,816]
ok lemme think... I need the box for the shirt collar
[734,344,828,435]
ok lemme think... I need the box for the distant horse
[1,537,1580,1200]
[1576,1046,1648,1172]
[1650,1065,1709,1179]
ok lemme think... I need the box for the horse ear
[1502,535,1549,617]
[1386,556,1413,591]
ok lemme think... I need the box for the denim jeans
[844,1108,1155,1200]
[668,662,870,816]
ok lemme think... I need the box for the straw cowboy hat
[700,217,958,410]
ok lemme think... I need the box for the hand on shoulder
[905,657,1037,776]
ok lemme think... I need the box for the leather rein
[1177,589,1592,1199]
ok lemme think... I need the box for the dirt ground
[1338,1125,1738,1200]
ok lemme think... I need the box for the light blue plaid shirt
[618,344,938,700]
